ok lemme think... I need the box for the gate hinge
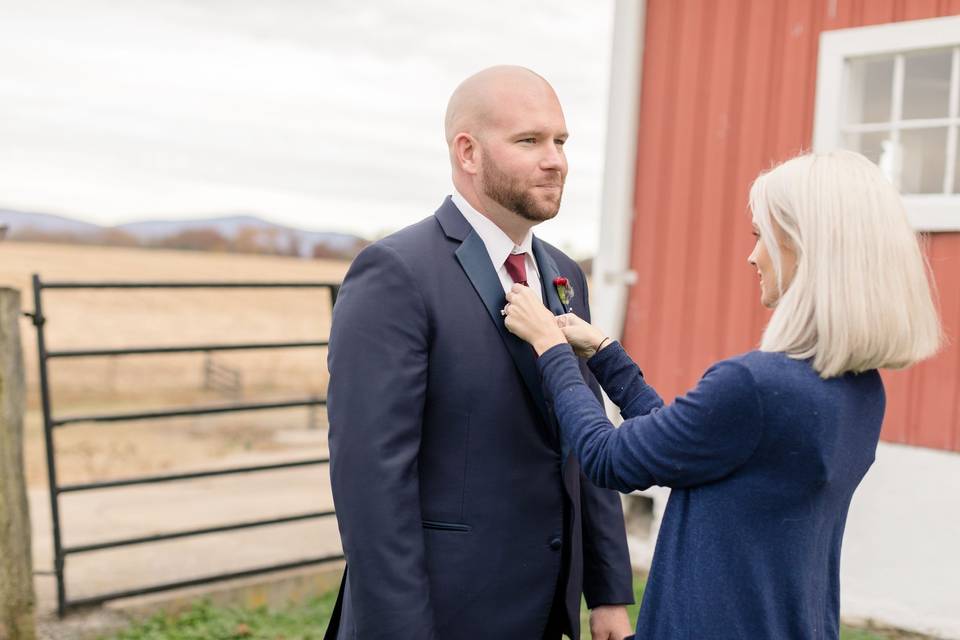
[23,310,45,326]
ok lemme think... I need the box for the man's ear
[454,133,480,175]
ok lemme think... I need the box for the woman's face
[748,218,797,308]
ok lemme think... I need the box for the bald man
[326,66,634,640]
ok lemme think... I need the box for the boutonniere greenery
[553,276,574,308]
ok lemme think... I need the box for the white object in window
[814,16,960,231]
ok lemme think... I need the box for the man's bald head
[444,66,559,145]
[444,65,569,235]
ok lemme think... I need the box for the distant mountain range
[0,208,368,258]
[0,209,102,236]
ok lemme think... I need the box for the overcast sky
[0,0,616,257]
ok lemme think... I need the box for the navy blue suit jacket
[324,198,633,639]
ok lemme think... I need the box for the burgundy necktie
[504,253,528,286]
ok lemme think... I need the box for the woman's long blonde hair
[750,149,941,378]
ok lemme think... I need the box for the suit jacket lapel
[454,232,551,425]
[532,238,570,316]
[531,237,576,460]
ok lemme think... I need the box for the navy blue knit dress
[538,343,884,640]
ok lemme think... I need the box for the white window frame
[814,15,960,232]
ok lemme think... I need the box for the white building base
[840,442,960,638]
[623,442,960,638]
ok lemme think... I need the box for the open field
[0,241,349,487]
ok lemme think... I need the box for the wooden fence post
[0,288,36,640]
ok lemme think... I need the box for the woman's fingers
[504,287,547,332]
[503,287,572,354]
[505,284,524,304]
[505,286,543,317]
[506,285,536,304]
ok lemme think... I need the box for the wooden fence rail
[0,287,36,640]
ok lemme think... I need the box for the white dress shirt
[451,190,543,303]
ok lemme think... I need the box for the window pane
[902,48,953,120]
[843,130,897,182]
[846,56,894,124]
[901,127,948,194]
[954,128,960,194]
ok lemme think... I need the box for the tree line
[5,225,369,261]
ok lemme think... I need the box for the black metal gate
[26,275,344,616]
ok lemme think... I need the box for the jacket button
[549,538,562,551]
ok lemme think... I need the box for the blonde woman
[503,150,940,640]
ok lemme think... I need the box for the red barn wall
[622,0,960,451]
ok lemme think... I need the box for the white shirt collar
[450,190,535,268]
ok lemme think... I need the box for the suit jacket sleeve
[327,242,436,639]
[573,267,636,609]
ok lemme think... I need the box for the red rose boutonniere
[553,276,575,308]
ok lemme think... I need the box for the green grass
[102,575,897,640]
[101,589,339,640]
[841,629,887,640]
[840,627,911,640]
[578,574,646,637]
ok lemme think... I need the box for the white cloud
[0,0,614,257]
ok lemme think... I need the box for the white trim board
[594,0,646,342]
[595,0,646,424]
[813,16,960,232]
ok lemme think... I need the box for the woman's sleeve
[585,341,664,419]
[538,344,765,493]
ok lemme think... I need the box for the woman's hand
[557,313,609,359]
[503,284,566,355]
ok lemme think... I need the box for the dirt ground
[0,241,348,487]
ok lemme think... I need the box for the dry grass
[0,241,349,487]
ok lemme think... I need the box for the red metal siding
[623,0,960,451]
